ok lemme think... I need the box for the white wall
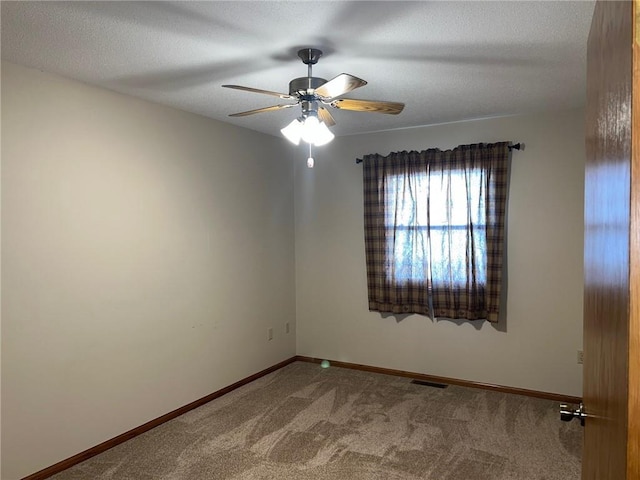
[295,108,585,397]
[1,61,586,479]
[1,62,296,480]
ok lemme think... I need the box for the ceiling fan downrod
[289,48,325,98]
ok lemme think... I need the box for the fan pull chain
[307,143,314,168]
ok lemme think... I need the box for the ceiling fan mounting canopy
[222,46,404,125]
[298,48,323,65]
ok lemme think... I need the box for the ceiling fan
[222,48,405,148]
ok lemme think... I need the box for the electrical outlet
[268,328,273,341]
[577,350,584,364]
[285,322,290,334]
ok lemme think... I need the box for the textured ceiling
[1,1,595,138]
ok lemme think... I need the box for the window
[386,169,486,287]
[362,143,510,322]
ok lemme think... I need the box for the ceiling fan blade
[222,84,294,100]
[314,74,367,99]
[229,104,297,117]
[318,107,336,127]
[331,98,405,115]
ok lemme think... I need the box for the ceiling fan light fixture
[281,118,303,145]
[281,115,335,146]
[300,114,335,146]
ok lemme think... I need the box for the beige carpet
[50,361,582,479]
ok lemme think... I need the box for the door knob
[560,402,586,426]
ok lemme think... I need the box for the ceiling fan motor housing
[289,77,328,97]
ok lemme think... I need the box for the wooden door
[583,1,640,479]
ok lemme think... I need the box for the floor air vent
[410,380,448,389]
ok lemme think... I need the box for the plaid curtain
[362,142,510,323]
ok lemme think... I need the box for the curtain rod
[355,142,524,164]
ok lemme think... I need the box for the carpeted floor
[50,361,582,479]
